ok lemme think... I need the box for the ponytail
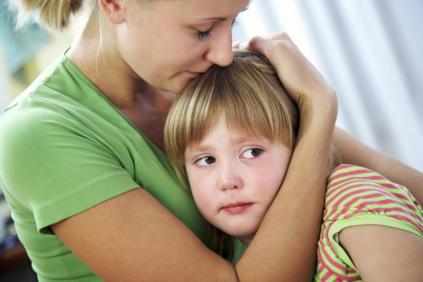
[11,0,87,30]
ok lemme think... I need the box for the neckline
[62,55,168,157]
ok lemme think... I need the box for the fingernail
[239,41,248,49]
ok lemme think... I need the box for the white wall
[233,0,423,171]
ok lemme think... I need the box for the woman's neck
[67,8,147,108]
[66,14,175,150]
[67,45,144,109]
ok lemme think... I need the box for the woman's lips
[221,203,253,214]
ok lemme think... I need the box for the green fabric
[0,56,211,281]
[231,238,247,264]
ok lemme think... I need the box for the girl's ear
[98,0,126,24]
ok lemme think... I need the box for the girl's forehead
[205,114,269,141]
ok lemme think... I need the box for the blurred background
[232,0,423,172]
[0,0,422,280]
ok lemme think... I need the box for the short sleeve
[316,164,423,279]
[0,104,139,233]
[323,164,423,237]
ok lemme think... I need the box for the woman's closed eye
[194,155,216,166]
[241,147,264,160]
[197,25,214,41]
[197,17,238,41]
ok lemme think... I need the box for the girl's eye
[241,148,263,159]
[195,155,216,166]
[198,26,214,41]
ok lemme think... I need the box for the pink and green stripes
[314,164,423,281]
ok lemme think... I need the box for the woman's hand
[235,33,337,121]
[233,34,338,281]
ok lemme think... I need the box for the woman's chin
[157,76,191,95]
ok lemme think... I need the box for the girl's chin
[224,227,256,243]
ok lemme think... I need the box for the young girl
[2,1,422,280]
[0,0,342,280]
[164,51,423,281]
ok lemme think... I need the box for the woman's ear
[98,0,126,24]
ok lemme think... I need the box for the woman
[0,0,421,281]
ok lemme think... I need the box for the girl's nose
[219,166,243,191]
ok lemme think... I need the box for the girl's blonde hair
[164,50,299,259]
[10,0,91,30]
[165,50,299,184]
[164,51,341,259]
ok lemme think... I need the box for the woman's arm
[334,127,423,203]
[236,33,337,281]
[53,33,336,281]
[53,189,237,281]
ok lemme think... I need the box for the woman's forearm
[333,127,423,204]
[235,33,338,281]
[236,96,338,281]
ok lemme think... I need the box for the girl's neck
[239,234,254,246]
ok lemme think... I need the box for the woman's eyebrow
[202,16,226,21]
[200,7,249,21]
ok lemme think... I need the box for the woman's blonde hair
[10,0,90,30]
[165,50,299,184]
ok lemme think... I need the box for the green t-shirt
[0,56,211,281]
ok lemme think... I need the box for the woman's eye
[242,148,263,159]
[195,156,216,166]
[197,18,237,41]
[197,26,214,41]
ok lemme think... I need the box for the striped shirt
[315,164,423,281]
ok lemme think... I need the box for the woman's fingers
[233,33,293,51]
[239,33,337,120]
[232,40,250,50]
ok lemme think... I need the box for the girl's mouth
[221,202,253,214]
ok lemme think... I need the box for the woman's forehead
[152,0,250,21]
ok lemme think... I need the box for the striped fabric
[314,164,423,281]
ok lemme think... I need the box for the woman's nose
[204,26,233,67]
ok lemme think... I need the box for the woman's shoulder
[3,55,105,118]
[0,56,119,145]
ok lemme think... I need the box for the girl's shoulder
[324,164,422,232]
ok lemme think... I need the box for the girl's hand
[235,33,337,119]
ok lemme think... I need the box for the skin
[242,35,423,204]
[69,0,247,150]
[185,115,292,243]
[340,225,423,281]
[48,0,421,281]
[113,0,237,94]
[54,1,338,280]
[185,119,423,280]
[333,127,423,203]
